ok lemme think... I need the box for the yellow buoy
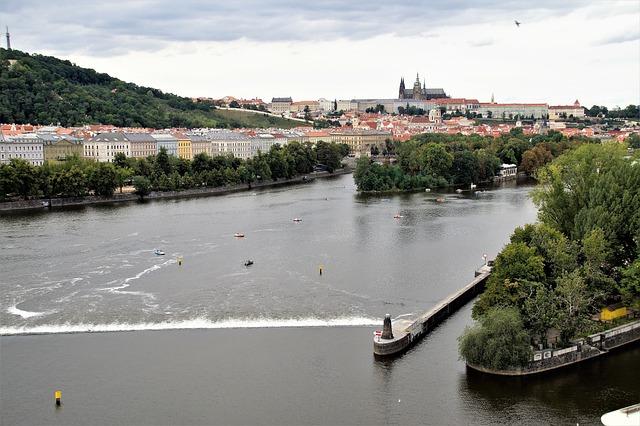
[54,390,62,406]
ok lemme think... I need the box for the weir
[373,263,492,357]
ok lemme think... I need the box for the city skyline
[1,0,639,107]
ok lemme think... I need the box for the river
[1,174,637,425]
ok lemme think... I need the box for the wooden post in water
[319,265,323,276]
[54,390,61,407]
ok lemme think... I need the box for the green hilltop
[0,48,305,129]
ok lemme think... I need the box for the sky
[1,0,639,107]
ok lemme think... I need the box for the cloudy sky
[2,0,639,107]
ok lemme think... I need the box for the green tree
[458,307,532,370]
[87,162,117,197]
[419,143,453,179]
[0,163,18,200]
[522,283,557,347]
[9,159,39,199]
[473,242,545,318]
[52,166,86,197]
[554,270,594,344]
[115,167,133,193]
[155,147,172,175]
[113,152,128,169]
[619,259,640,304]
[132,175,151,199]
[315,141,342,173]
[451,150,479,185]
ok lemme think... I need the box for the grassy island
[459,143,640,370]
[352,130,597,192]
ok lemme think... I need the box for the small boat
[436,197,445,203]
[234,233,245,238]
[293,218,302,222]
[455,189,463,193]
[154,249,165,256]
[393,214,403,219]
[244,260,254,267]
[425,188,431,192]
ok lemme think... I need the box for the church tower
[398,78,405,99]
[413,73,423,100]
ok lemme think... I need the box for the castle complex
[398,73,448,100]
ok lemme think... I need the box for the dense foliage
[353,130,585,192]
[586,104,639,120]
[0,141,349,200]
[0,49,302,129]
[458,307,533,370]
[459,143,640,369]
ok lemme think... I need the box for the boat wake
[0,316,380,336]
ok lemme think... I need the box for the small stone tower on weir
[381,314,394,340]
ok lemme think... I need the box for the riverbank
[0,168,352,213]
[466,319,640,376]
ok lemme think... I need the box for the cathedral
[398,73,448,100]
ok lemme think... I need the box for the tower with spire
[398,72,447,100]
[412,73,424,100]
[5,26,10,50]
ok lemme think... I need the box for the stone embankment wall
[468,319,640,376]
[0,169,352,213]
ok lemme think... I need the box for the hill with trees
[0,48,304,129]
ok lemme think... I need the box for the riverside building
[0,133,44,166]
[84,132,130,162]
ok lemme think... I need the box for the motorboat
[244,260,254,267]
[234,233,245,238]
[154,249,165,256]
[436,197,445,203]
[455,188,463,193]
[293,218,302,222]
[393,214,403,219]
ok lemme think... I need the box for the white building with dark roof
[270,97,293,114]
[1,133,45,165]
[84,132,130,162]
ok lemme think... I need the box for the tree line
[0,141,349,201]
[458,143,640,370]
[353,129,592,192]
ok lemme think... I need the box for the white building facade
[0,133,45,166]
[84,132,130,162]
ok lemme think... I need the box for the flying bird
[514,20,521,27]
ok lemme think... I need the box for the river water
[1,175,638,425]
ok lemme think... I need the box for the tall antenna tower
[5,26,10,50]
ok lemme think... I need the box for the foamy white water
[7,305,51,319]
[0,316,380,336]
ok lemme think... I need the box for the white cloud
[4,0,639,107]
